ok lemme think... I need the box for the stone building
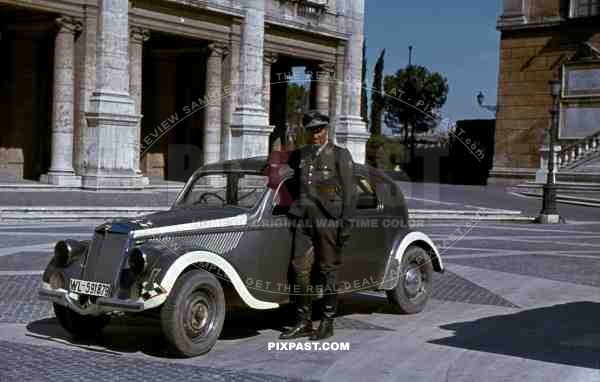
[0,0,369,188]
[492,0,600,183]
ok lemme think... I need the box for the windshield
[176,171,269,209]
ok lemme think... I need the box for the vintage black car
[39,157,444,357]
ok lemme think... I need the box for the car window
[271,178,298,215]
[355,175,379,210]
[178,173,267,209]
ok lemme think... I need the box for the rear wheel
[160,270,225,357]
[53,303,110,338]
[386,245,433,314]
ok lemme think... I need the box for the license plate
[69,279,111,297]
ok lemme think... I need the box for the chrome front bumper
[39,284,144,315]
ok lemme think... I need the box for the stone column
[204,43,228,165]
[41,16,83,186]
[335,0,370,164]
[83,0,148,189]
[73,9,97,175]
[129,26,149,175]
[263,52,278,118]
[316,62,335,116]
[230,0,273,159]
[221,28,240,162]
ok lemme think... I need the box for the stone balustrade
[265,0,340,35]
[557,131,600,170]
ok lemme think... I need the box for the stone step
[511,182,600,196]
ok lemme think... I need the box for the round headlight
[54,240,87,268]
[54,240,72,268]
[128,248,147,275]
[49,271,66,290]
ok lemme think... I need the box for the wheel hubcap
[190,302,209,332]
[404,264,423,299]
[184,292,215,341]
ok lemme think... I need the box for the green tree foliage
[366,135,408,171]
[285,82,310,146]
[286,82,309,129]
[361,39,369,126]
[370,49,385,136]
[383,65,448,153]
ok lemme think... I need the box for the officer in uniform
[279,110,355,341]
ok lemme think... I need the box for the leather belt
[316,186,336,194]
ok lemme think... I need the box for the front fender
[158,251,279,310]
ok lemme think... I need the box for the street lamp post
[476,91,498,114]
[537,80,562,224]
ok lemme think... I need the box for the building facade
[492,0,600,183]
[0,0,369,188]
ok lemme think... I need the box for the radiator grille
[81,231,129,288]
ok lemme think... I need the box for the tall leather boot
[310,281,337,340]
[279,276,313,340]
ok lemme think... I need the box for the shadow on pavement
[26,292,398,358]
[430,301,600,369]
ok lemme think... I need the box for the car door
[222,175,294,305]
[247,178,295,303]
[338,171,388,292]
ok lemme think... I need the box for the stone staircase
[514,131,600,202]
[558,130,600,172]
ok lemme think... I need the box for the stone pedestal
[231,108,272,158]
[0,148,24,181]
[140,153,164,179]
[82,0,148,189]
[335,115,371,164]
[535,145,561,183]
[42,16,82,187]
[538,214,562,224]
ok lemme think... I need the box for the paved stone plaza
[1,219,600,381]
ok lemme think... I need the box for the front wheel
[386,245,433,314]
[160,270,226,357]
[53,303,111,338]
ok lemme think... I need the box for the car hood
[105,206,249,233]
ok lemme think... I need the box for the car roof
[197,155,386,181]
[198,156,270,174]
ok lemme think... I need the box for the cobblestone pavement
[1,221,600,381]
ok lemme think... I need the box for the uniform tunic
[286,141,355,310]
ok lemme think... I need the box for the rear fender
[379,231,444,290]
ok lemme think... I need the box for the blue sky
[364,0,502,128]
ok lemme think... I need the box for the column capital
[207,42,230,57]
[130,26,150,44]
[318,62,336,73]
[264,52,278,65]
[55,16,82,34]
